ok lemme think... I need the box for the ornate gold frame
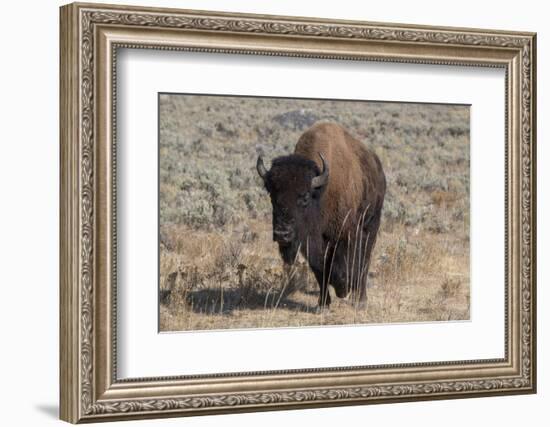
[59,2,537,423]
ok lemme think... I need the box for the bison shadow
[165,286,317,315]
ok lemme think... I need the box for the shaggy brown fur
[295,122,386,240]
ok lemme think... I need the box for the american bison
[257,122,386,309]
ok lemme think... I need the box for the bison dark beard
[277,239,300,265]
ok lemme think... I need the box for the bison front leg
[311,265,331,309]
[302,237,332,311]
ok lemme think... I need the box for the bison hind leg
[354,214,382,309]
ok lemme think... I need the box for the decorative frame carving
[60,2,536,423]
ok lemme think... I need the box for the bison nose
[273,228,295,244]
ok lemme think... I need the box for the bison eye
[297,192,311,208]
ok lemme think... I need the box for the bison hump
[295,122,384,237]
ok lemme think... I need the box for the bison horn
[256,155,268,180]
[311,153,329,189]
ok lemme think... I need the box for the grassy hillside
[159,94,470,331]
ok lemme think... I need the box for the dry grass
[158,94,470,331]
[159,221,469,331]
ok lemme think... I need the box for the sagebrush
[159,94,470,331]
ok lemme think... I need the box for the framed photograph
[60,2,537,423]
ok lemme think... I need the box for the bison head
[257,153,329,263]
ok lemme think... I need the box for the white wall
[0,1,545,426]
